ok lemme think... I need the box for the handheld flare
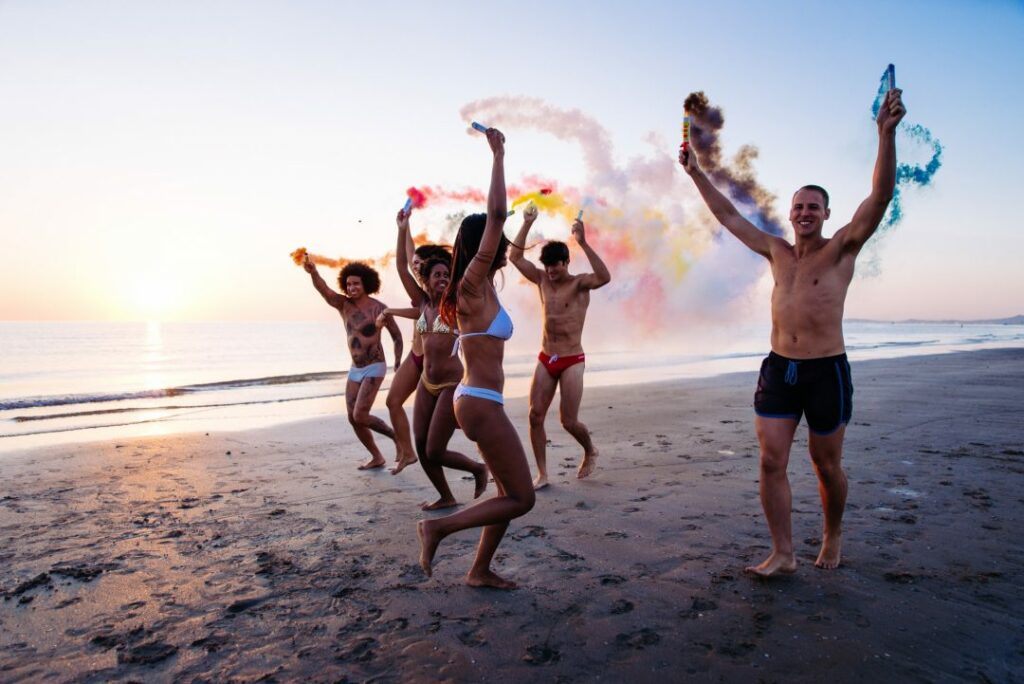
[576,209,584,221]
[471,121,488,133]
[681,113,692,163]
[886,64,896,91]
[402,198,413,213]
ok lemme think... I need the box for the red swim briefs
[538,351,586,378]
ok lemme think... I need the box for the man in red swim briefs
[509,205,611,489]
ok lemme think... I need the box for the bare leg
[527,363,558,490]
[413,384,457,509]
[557,363,597,479]
[387,354,420,474]
[745,416,799,577]
[427,387,488,499]
[808,426,848,569]
[346,380,387,469]
[417,396,534,587]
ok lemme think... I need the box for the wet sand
[2,348,1022,682]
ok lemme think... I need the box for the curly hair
[439,213,509,327]
[338,261,381,295]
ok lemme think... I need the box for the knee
[811,455,845,483]
[385,394,403,412]
[511,488,536,517]
[759,451,788,478]
[528,408,546,428]
[559,416,581,433]
[350,410,371,427]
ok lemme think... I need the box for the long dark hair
[439,213,509,327]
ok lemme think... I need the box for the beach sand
[1,348,1022,682]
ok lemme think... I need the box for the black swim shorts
[754,352,853,435]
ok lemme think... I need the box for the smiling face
[544,260,569,282]
[427,263,450,296]
[790,187,831,239]
[344,275,365,300]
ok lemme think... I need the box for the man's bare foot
[473,467,489,498]
[814,532,842,569]
[417,520,441,577]
[533,474,549,490]
[390,453,418,475]
[465,568,517,590]
[421,498,458,511]
[744,551,797,578]
[358,457,387,470]
[577,449,598,479]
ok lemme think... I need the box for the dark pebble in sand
[610,599,634,615]
[523,644,561,665]
[1002,449,1024,456]
[599,575,626,585]
[163,530,184,538]
[883,571,918,584]
[268,509,286,517]
[17,595,34,605]
[117,641,178,665]
[227,598,262,613]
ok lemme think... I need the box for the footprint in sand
[615,628,660,650]
[523,643,561,665]
[610,599,634,615]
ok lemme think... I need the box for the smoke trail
[455,94,784,338]
[684,92,784,236]
[870,71,944,235]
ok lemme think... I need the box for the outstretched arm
[303,256,347,309]
[509,203,541,284]
[395,209,427,305]
[680,147,780,260]
[383,313,403,371]
[837,88,906,254]
[572,219,611,290]
[462,127,507,293]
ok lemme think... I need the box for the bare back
[767,238,855,358]
[538,276,591,356]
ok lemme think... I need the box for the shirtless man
[303,257,403,469]
[509,204,611,488]
[680,87,906,575]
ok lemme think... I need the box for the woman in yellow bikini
[380,210,488,510]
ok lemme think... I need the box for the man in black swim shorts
[680,84,906,575]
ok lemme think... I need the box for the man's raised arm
[303,256,347,310]
[680,147,778,260]
[508,203,541,284]
[572,219,611,290]
[838,88,906,254]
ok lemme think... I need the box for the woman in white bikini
[415,127,535,590]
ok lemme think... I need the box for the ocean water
[2,319,1022,453]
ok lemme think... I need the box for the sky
[2,0,1023,330]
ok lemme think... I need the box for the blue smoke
[871,69,944,232]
